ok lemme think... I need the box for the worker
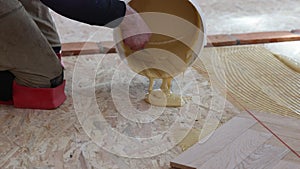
[0,0,151,109]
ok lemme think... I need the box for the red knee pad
[12,81,67,109]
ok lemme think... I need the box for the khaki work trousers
[0,0,62,88]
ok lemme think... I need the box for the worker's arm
[119,5,151,50]
[40,0,126,28]
[41,0,151,50]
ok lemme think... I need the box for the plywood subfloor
[171,111,300,169]
[1,46,299,168]
[0,53,241,169]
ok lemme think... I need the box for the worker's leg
[19,0,61,48]
[19,0,64,67]
[0,0,66,109]
[0,0,63,88]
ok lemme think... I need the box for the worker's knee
[12,66,63,88]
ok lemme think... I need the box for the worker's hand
[119,5,151,51]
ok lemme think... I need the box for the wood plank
[62,41,116,56]
[170,117,257,169]
[234,141,289,169]
[207,34,238,47]
[273,160,300,169]
[193,129,272,169]
[238,112,300,152]
[265,135,300,152]
[232,31,300,45]
[250,122,300,141]
[249,123,300,158]
[237,111,300,129]
[263,135,300,152]
[61,30,300,57]
[62,42,100,56]
[283,151,300,164]
[279,137,300,152]
[262,138,300,165]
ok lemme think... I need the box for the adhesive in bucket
[114,0,205,107]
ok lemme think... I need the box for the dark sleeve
[41,0,126,28]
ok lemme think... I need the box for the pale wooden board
[171,111,300,169]
[195,129,272,169]
[238,112,300,153]
[273,160,300,169]
[238,113,300,163]
[250,123,300,149]
[263,136,300,167]
[282,151,300,164]
[237,111,300,128]
[261,135,300,167]
[253,122,300,139]
[233,142,289,169]
[170,116,257,169]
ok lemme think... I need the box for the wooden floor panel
[237,111,300,127]
[171,112,300,169]
[170,117,257,169]
[195,130,272,169]
[234,142,288,169]
[273,160,300,169]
